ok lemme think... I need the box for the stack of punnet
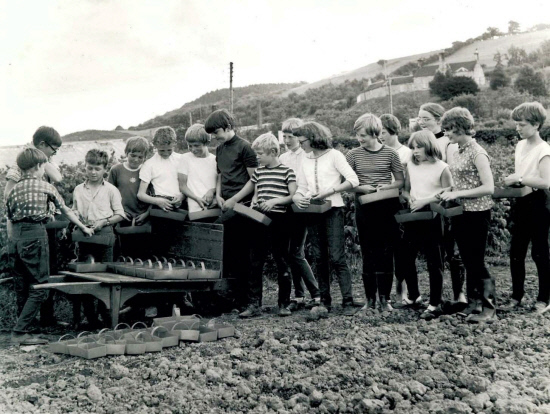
[48,317,236,359]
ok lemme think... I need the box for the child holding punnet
[379,114,412,307]
[7,148,92,344]
[138,126,184,212]
[401,131,452,320]
[230,133,296,317]
[418,102,467,309]
[345,113,404,312]
[439,107,496,322]
[501,102,550,314]
[73,149,126,327]
[292,121,360,315]
[178,124,217,212]
[279,118,321,310]
[108,136,151,258]
[205,109,258,312]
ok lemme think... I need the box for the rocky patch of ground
[0,265,549,413]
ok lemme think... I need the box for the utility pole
[384,60,394,115]
[230,62,234,113]
[188,112,192,126]
[257,101,263,128]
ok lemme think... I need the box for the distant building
[357,51,486,103]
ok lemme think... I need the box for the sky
[1,0,549,146]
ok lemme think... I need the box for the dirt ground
[0,265,549,414]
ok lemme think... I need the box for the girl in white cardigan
[292,122,360,315]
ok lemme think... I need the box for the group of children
[4,101,550,344]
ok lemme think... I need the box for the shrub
[490,66,511,90]
[514,65,548,96]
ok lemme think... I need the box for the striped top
[345,145,404,187]
[251,164,296,213]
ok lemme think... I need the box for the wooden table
[33,271,235,328]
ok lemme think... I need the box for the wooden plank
[60,271,231,285]
[166,222,224,262]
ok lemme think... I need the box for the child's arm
[59,205,94,236]
[257,182,297,213]
[202,188,216,207]
[410,167,453,212]
[92,187,127,231]
[378,171,404,191]
[504,156,550,190]
[3,180,16,203]
[224,180,255,211]
[215,174,225,209]
[401,171,412,204]
[311,152,358,200]
[178,173,206,210]
[440,155,494,201]
[137,181,174,211]
[44,162,62,183]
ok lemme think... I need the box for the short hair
[185,124,211,144]
[85,149,109,168]
[419,103,446,121]
[16,147,48,171]
[204,109,237,134]
[511,102,547,131]
[380,114,401,136]
[408,130,442,165]
[252,133,280,156]
[32,126,62,148]
[281,118,304,134]
[441,107,476,136]
[125,136,150,155]
[292,121,332,150]
[353,113,382,137]
[153,126,177,146]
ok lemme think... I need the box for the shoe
[379,297,393,312]
[533,301,548,314]
[11,332,49,345]
[420,305,442,321]
[305,297,321,309]
[239,305,262,318]
[145,306,158,318]
[119,306,132,315]
[466,307,497,323]
[360,298,376,311]
[288,299,305,311]
[342,303,357,316]
[499,299,522,312]
[462,299,482,315]
[278,306,292,317]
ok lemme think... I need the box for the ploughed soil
[1,264,550,414]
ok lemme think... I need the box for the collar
[224,134,238,145]
[21,173,39,180]
[84,179,105,188]
[458,139,476,154]
[288,147,303,156]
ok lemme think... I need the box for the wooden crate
[394,209,437,223]
[188,209,222,221]
[430,202,464,217]
[359,188,400,205]
[233,203,272,226]
[493,186,533,199]
[292,200,332,214]
[150,207,188,221]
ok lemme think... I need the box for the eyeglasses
[298,139,310,146]
[45,142,58,155]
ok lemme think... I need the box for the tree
[490,66,510,90]
[508,20,520,34]
[485,27,502,38]
[429,70,479,100]
[514,65,548,96]
[114,125,124,131]
[507,45,528,66]
[493,51,503,66]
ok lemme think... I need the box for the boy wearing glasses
[3,126,64,328]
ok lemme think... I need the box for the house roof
[415,61,477,77]
[363,75,414,92]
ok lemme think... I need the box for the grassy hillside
[62,130,134,142]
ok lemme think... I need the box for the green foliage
[490,65,511,90]
[514,65,548,96]
[508,21,520,35]
[507,45,528,66]
[429,71,479,100]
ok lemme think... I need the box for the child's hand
[439,190,458,202]
[292,194,310,210]
[203,189,215,205]
[216,195,226,210]
[257,199,277,212]
[356,184,377,194]
[135,211,149,225]
[172,193,184,207]
[195,197,207,210]
[223,197,237,211]
[503,173,521,187]
[410,199,429,212]
[156,198,174,211]
[81,226,94,237]
[377,184,392,191]
[92,220,106,231]
[311,191,330,201]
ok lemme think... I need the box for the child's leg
[400,223,421,302]
[325,208,353,305]
[356,204,377,302]
[509,201,531,303]
[288,213,319,299]
[526,193,550,304]
[10,226,50,334]
[249,223,269,308]
[442,217,466,301]
[423,219,445,307]
[307,215,332,307]
[271,215,293,308]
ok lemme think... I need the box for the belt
[11,218,48,225]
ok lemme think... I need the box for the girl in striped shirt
[345,113,404,312]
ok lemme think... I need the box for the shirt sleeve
[250,168,259,184]
[345,150,356,172]
[48,184,66,210]
[334,150,359,187]
[390,150,404,173]
[6,164,22,183]
[107,165,117,187]
[286,167,296,183]
[109,186,126,218]
[139,160,152,184]
[296,163,309,196]
[241,143,259,169]
[179,155,189,176]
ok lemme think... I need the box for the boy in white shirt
[138,126,184,211]
[179,124,217,212]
